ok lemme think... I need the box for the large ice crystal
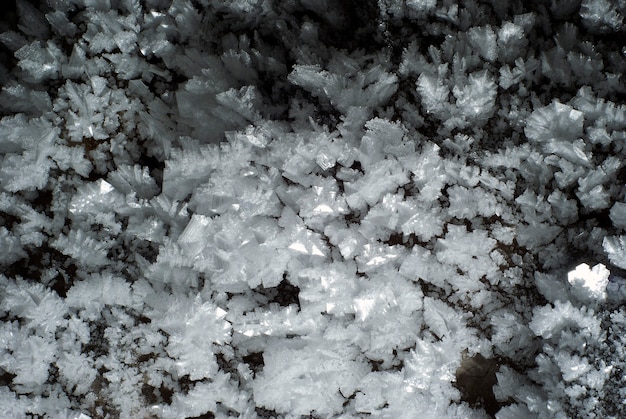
[416,72,450,119]
[525,101,584,143]
[529,300,603,341]
[453,70,497,124]
[51,229,111,268]
[289,60,398,114]
[567,263,610,302]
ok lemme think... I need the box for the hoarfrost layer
[1,0,626,418]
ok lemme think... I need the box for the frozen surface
[1,0,626,418]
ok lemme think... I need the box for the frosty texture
[1,0,626,418]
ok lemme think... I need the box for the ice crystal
[252,339,369,416]
[416,72,450,118]
[152,296,231,380]
[435,226,498,282]
[603,236,626,270]
[525,101,585,143]
[468,25,497,62]
[580,0,625,32]
[529,301,602,341]
[65,274,134,319]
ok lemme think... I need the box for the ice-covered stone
[3,1,626,416]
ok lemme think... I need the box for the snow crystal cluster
[1,0,626,418]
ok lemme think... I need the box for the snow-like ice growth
[2,0,626,417]
[252,339,369,416]
[529,300,603,341]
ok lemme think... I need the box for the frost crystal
[529,301,602,341]
[253,340,369,416]
[603,236,626,270]
[468,26,497,62]
[416,72,450,117]
[580,0,625,32]
[149,296,231,381]
[525,101,584,143]
[435,226,498,282]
